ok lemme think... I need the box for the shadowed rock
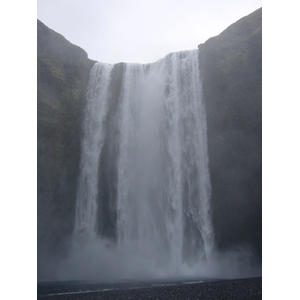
[37,19,95,278]
[198,8,262,261]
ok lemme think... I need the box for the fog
[39,238,261,282]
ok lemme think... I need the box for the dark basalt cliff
[37,20,95,268]
[199,8,262,259]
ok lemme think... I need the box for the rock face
[198,8,262,259]
[37,20,95,274]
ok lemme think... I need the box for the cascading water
[70,49,214,280]
[75,63,113,241]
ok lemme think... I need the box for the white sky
[37,0,262,64]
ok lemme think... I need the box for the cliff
[199,8,262,259]
[37,19,95,272]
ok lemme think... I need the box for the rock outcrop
[199,8,262,260]
[37,19,95,274]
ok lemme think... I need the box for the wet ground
[37,276,262,299]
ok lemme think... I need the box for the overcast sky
[37,0,262,64]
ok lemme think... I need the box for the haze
[37,0,262,64]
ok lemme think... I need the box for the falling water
[75,63,113,240]
[71,50,214,280]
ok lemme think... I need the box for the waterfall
[75,63,113,240]
[72,49,214,280]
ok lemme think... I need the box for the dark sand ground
[37,277,262,299]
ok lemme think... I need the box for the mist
[39,238,260,282]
